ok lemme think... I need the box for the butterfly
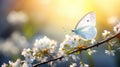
[72,12,97,40]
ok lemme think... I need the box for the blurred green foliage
[22,22,36,39]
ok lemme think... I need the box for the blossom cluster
[1,23,120,67]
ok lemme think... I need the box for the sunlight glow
[21,0,120,40]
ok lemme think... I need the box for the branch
[33,33,120,67]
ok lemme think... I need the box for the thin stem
[33,33,120,67]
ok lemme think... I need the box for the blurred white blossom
[113,23,120,33]
[0,31,29,55]
[1,59,33,67]
[22,61,30,67]
[1,63,7,67]
[41,57,48,62]
[9,59,21,67]
[108,16,118,25]
[49,61,56,67]
[59,56,69,62]
[109,41,116,46]
[70,63,77,67]
[105,50,115,56]
[70,55,77,61]
[102,30,110,38]
[80,63,89,67]
[87,49,96,55]
[23,60,32,67]
[0,40,19,54]
[7,11,28,25]
[90,39,96,44]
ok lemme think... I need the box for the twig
[33,33,120,67]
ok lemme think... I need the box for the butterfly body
[73,12,97,40]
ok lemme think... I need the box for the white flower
[59,43,66,50]
[70,54,80,61]
[22,61,32,67]
[25,57,34,64]
[68,35,80,47]
[22,62,29,67]
[60,56,69,62]
[102,30,110,38]
[49,61,56,67]
[22,55,34,67]
[34,36,57,53]
[58,35,80,56]
[9,59,21,67]
[90,39,96,44]
[87,49,96,55]
[41,57,48,62]
[109,41,116,46]
[70,63,77,67]
[105,50,115,56]
[80,64,89,67]
[32,47,39,56]
[71,55,77,61]
[59,35,80,49]
[57,49,64,57]
[1,63,7,67]
[113,23,120,33]
[21,48,34,63]
[22,48,32,58]
[58,35,81,57]
[7,11,28,25]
